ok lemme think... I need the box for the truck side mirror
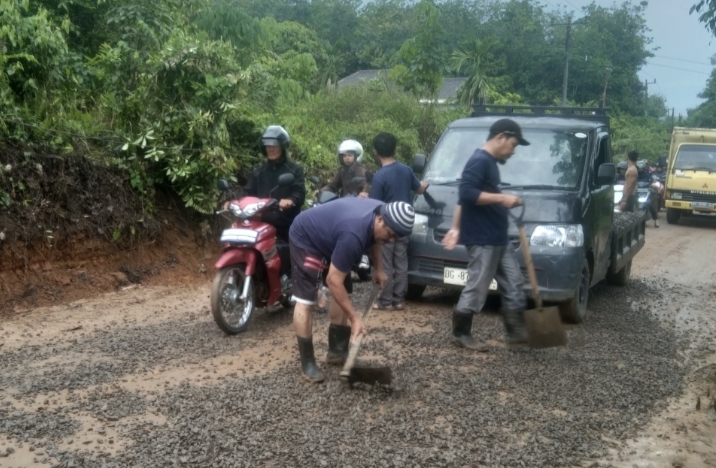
[413,153,427,175]
[217,179,230,191]
[597,163,616,186]
[658,155,667,168]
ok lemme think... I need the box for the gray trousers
[455,244,527,314]
[378,236,409,306]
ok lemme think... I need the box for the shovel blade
[343,366,393,387]
[524,306,568,349]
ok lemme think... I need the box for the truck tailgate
[610,212,646,274]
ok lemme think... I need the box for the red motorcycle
[211,174,295,335]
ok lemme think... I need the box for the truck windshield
[423,127,589,188]
[674,145,716,172]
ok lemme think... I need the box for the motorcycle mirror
[308,176,321,185]
[217,179,230,192]
[278,173,295,187]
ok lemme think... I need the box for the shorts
[289,243,352,305]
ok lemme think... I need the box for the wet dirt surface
[1,216,715,467]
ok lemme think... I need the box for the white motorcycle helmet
[337,139,364,166]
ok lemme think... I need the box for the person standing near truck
[369,132,429,310]
[619,151,639,212]
[442,119,529,350]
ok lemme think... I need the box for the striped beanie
[380,202,415,238]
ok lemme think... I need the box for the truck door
[589,132,614,283]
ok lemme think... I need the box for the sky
[556,0,716,117]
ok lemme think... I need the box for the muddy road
[1,216,715,468]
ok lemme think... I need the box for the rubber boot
[297,336,325,383]
[503,309,528,345]
[326,324,351,365]
[451,311,488,351]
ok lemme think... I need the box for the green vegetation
[0,0,686,217]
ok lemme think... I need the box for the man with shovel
[289,197,415,382]
[442,119,529,351]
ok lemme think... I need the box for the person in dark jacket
[239,125,306,241]
[316,139,370,198]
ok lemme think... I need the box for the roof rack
[471,104,609,123]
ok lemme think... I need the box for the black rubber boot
[326,324,351,365]
[503,309,528,345]
[451,311,488,351]
[297,336,325,383]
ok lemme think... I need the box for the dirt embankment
[0,146,215,314]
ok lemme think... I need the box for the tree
[691,0,716,35]
[450,37,499,107]
[394,0,449,98]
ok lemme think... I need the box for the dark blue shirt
[369,162,420,204]
[458,149,508,246]
[289,198,382,273]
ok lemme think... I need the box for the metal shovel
[511,205,568,349]
[340,283,393,387]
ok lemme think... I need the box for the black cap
[489,119,530,146]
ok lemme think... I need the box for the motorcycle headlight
[242,202,266,218]
[530,225,584,248]
[229,203,243,218]
[412,214,429,242]
[672,192,682,200]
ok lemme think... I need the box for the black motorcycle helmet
[261,125,291,159]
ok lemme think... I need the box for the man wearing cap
[442,118,530,351]
[288,197,415,382]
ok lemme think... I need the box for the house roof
[338,69,467,101]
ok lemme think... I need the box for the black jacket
[239,157,306,233]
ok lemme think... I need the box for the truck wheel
[405,284,426,301]
[606,259,631,287]
[666,208,681,225]
[559,258,590,324]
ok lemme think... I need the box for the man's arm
[623,167,637,198]
[442,204,461,250]
[369,243,387,286]
[459,158,520,208]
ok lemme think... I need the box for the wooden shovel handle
[518,225,543,310]
[341,333,363,378]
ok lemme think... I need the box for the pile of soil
[0,145,216,314]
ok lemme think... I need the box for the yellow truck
[662,127,716,224]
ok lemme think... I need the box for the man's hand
[222,201,230,210]
[500,194,523,209]
[373,268,388,287]
[279,199,294,210]
[312,190,319,197]
[442,228,459,250]
[358,192,369,198]
[348,315,367,342]
[619,201,627,212]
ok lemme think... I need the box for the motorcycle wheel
[211,265,256,335]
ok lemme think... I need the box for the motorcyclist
[315,139,370,198]
[237,125,306,242]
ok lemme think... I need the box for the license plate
[443,267,497,290]
[220,228,259,244]
[692,202,714,209]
